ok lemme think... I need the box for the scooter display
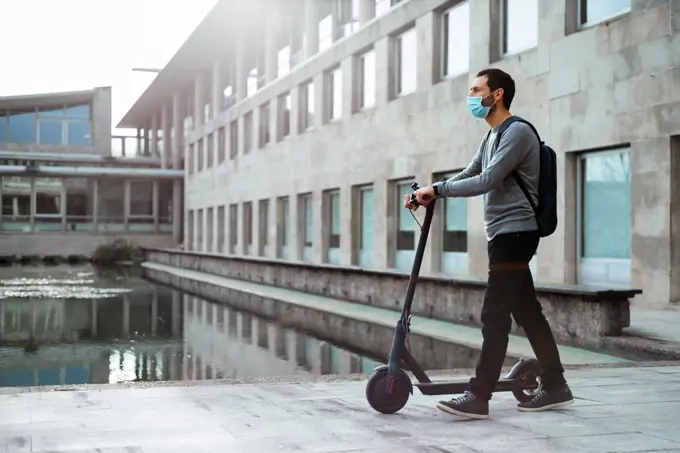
[365,182,542,414]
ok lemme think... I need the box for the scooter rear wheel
[365,368,411,414]
[511,358,542,403]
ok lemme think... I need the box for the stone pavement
[2,365,680,452]
[629,307,680,344]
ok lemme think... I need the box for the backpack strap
[493,116,539,215]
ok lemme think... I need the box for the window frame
[358,48,376,110]
[577,0,632,29]
[499,0,538,57]
[576,147,632,286]
[440,1,470,80]
[229,120,238,159]
[327,66,343,122]
[299,80,315,132]
[393,26,417,98]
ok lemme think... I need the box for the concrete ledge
[142,262,629,367]
[142,248,641,348]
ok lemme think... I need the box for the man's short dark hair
[476,68,516,110]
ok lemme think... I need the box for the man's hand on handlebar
[403,185,436,211]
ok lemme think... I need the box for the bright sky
[0,0,216,134]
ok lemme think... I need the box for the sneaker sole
[517,398,574,412]
[436,402,489,420]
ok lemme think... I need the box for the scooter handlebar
[409,182,432,207]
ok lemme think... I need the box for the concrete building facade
[0,87,182,256]
[119,0,680,308]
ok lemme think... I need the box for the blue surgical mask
[466,95,491,119]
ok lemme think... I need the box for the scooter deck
[415,378,520,396]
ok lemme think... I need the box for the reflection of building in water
[0,287,184,387]
[181,295,380,380]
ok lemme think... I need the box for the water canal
[0,265,402,388]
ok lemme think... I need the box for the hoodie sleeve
[434,123,533,198]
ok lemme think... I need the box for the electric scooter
[365,182,542,415]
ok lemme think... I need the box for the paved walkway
[2,365,680,452]
[142,262,630,366]
[629,307,680,344]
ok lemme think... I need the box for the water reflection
[0,267,381,388]
[182,295,381,380]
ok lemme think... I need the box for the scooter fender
[504,358,528,380]
[372,365,414,395]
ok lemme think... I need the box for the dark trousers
[469,230,566,401]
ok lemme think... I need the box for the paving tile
[498,411,637,439]
[4,366,680,453]
[36,449,143,453]
[547,432,680,453]
[30,426,234,452]
[0,436,31,453]
[647,366,680,374]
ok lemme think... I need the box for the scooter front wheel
[365,368,411,414]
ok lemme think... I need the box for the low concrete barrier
[142,248,641,347]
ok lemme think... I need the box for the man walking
[406,68,573,420]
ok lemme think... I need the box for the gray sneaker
[517,384,574,412]
[436,391,489,420]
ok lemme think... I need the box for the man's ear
[494,88,504,103]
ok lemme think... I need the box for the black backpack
[491,116,558,238]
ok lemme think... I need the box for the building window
[203,102,211,124]
[325,190,341,264]
[38,118,61,145]
[279,92,291,139]
[247,68,259,97]
[578,149,631,285]
[188,210,195,251]
[244,112,253,153]
[197,139,204,172]
[229,204,238,254]
[319,14,333,51]
[229,120,238,159]
[9,109,37,144]
[188,143,195,175]
[328,67,343,121]
[217,205,225,253]
[258,199,269,256]
[438,172,468,273]
[197,209,204,251]
[338,0,361,38]
[300,81,314,131]
[394,27,417,97]
[358,185,374,268]
[0,112,7,143]
[358,49,376,109]
[441,2,470,79]
[259,103,270,149]
[243,202,253,255]
[206,207,214,252]
[34,104,91,147]
[300,193,313,262]
[395,180,416,271]
[278,45,291,78]
[277,196,290,259]
[501,0,538,55]
[376,0,402,17]
[218,127,226,163]
[157,130,164,158]
[207,133,214,168]
[578,0,631,27]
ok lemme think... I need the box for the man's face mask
[466,91,497,119]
